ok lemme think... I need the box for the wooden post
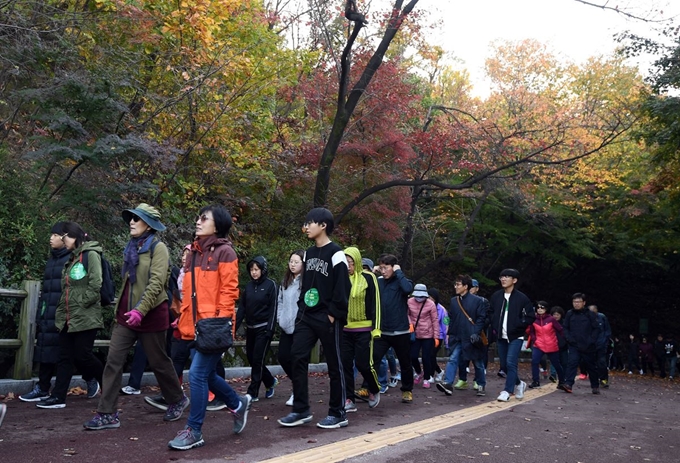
[14,280,41,379]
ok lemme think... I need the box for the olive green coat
[115,237,169,315]
[55,241,104,333]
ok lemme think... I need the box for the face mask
[414,296,427,302]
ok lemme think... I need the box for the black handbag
[190,252,234,354]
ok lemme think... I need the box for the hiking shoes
[86,379,101,399]
[163,395,190,422]
[278,412,313,427]
[145,394,169,411]
[168,427,204,451]
[401,391,413,403]
[316,415,348,429]
[83,412,120,430]
[231,395,251,434]
[19,384,49,402]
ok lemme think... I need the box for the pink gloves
[125,309,143,327]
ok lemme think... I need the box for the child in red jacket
[527,301,566,389]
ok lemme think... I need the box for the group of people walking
[13,203,659,452]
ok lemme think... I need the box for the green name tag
[304,288,319,307]
[70,262,87,280]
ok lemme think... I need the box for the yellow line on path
[260,388,555,463]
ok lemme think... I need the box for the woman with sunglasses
[526,300,566,390]
[84,203,188,430]
[37,222,105,409]
[168,205,251,451]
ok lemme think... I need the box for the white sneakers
[497,391,510,402]
[515,381,526,400]
[285,393,294,407]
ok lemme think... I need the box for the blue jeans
[186,351,240,433]
[378,356,388,388]
[471,358,486,387]
[496,338,523,393]
[444,341,462,384]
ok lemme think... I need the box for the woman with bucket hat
[84,203,189,430]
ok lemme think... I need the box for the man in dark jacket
[371,254,415,403]
[489,268,534,402]
[437,275,489,396]
[563,293,601,394]
[588,304,611,387]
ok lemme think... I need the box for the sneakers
[206,399,227,411]
[497,370,507,378]
[548,375,557,383]
[473,381,479,391]
[249,395,259,402]
[355,388,369,400]
[578,373,587,380]
[278,412,313,427]
[86,379,100,399]
[316,415,348,429]
[144,394,168,411]
[379,384,389,394]
[592,388,601,395]
[476,386,486,396]
[387,377,399,388]
[19,384,49,402]
[434,371,445,383]
[639,369,644,375]
[168,426,204,450]
[600,379,609,388]
[0,403,5,427]
[120,386,141,395]
[422,380,431,389]
[628,370,633,375]
[515,381,526,400]
[497,391,510,402]
[231,395,251,434]
[453,380,468,390]
[368,392,380,408]
[436,382,453,396]
[401,391,413,403]
[413,372,424,385]
[285,393,294,406]
[393,372,402,381]
[36,396,65,409]
[558,383,572,393]
[528,381,540,389]
[344,399,357,413]
[163,395,190,422]
[83,412,120,430]
[265,377,279,399]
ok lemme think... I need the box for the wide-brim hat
[122,203,166,232]
[361,258,374,269]
[412,283,429,298]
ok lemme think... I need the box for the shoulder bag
[457,297,488,347]
[411,299,427,342]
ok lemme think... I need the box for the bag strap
[190,251,198,327]
[456,296,475,325]
[414,299,427,330]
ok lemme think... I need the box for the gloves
[371,328,382,339]
[409,324,415,333]
[171,318,179,329]
[125,309,143,328]
[470,333,481,345]
[435,339,440,348]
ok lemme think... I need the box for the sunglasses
[130,214,142,223]
[196,214,213,223]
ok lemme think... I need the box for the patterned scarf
[122,231,153,284]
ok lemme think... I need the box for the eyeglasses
[537,306,546,309]
[196,214,213,223]
[289,260,302,265]
[454,282,463,287]
[130,214,141,223]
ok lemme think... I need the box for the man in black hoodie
[236,256,278,402]
[562,293,601,394]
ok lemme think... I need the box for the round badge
[70,262,87,280]
[304,288,319,307]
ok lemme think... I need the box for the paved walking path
[1,366,678,463]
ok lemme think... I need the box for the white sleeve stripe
[331,250,348,267]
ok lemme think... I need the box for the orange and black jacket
[177,235,239,341]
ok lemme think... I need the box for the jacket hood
[247,255,268,283]
[78,241,103,254]
[343,246,362,276]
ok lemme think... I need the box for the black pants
[37,362,57,392]
[410,338,434,380]
[278,331,294,379]
[52,327,103,401]
[246,326,275,398]
[342,330,379,399]
[290,312,345,418]
[373,333,413,392]
[566,347,599,388]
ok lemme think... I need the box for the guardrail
[0,281,321,380]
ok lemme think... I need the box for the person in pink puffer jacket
[527,301,566,389]
[408,284,440,388]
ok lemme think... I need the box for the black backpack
[81,251,116,306]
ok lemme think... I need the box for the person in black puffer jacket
[20,223,70,402]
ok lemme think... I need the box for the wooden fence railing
[0,281,321,380]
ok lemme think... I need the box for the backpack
[81,251,116,306]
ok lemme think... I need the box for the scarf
[344,247,369,323]
[122,231,154,284]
